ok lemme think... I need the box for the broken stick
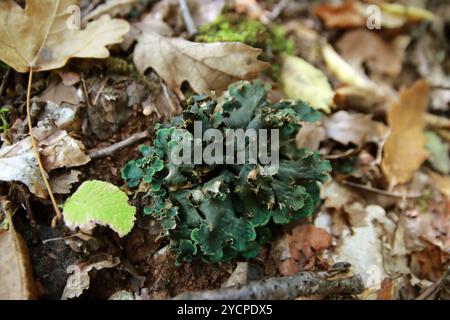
[88,131,150,160]
[174,271,364,300]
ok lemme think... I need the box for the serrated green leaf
[63,180,136,237]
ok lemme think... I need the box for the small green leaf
[63,180,136,237]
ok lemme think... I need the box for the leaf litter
[0,0,448,300]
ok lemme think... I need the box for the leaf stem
[26,69,62,221]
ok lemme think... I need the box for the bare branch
[174,271,364,300]
[88,131,150,160]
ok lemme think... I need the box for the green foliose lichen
[195,16,294,80]
[122,81,330,265]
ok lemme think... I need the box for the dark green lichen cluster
[122,82,330,264]
[195,16,294,80]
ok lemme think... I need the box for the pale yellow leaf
[0,0,130,73]
[133,32,269,94]
[322,43,375,90]
[379,2,435,22]
[281,54,334,113]
[381,80,430,185]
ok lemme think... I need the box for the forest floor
[0,0,449,300]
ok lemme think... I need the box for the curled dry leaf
[381,80,430,185]
[0,200,36,300]
[0,130,90,198]
[50,170,81,194]
[313,1,366,29]
[0,0,130,73]
[322,43,375,90]
[281,54,334,113]
[323,110,389,147]
[279,225,332,276]
[133,32,269,95]
[39,130,90,171]
[62,255,120,299]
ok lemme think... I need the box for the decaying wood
[0,199,36,300]
[174,269,364,300]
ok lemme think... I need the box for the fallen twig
[341,180,422,199]
[179,0,197,37]
[88,130,150,160]
[0,67,11,97]
[267,0,289,21]
[416,268,449,300]
[174,270,364,300]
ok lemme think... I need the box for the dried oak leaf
[0,0,130,73]
[133,32,269,94]
[382,80,430,185]
[0,200,36,300]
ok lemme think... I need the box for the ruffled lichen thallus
[122,81,331,265]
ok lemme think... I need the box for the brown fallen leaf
[0,0,130,73]
[58,71,81,86]
[410,244,447,282]
[313,1,366,29]
[323,110,389,147]
[50,170,81,194]
[382,80,430,185]
[377,278,395,300]
[0,130,90,198]
[336,30,402,78]
[296,122,326,150]
[39,130,90,171]
[0,200,36,300]
[280,224,332,275]
[62,255,120,299]
[39,82,80,105]
[133,32,269,95]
